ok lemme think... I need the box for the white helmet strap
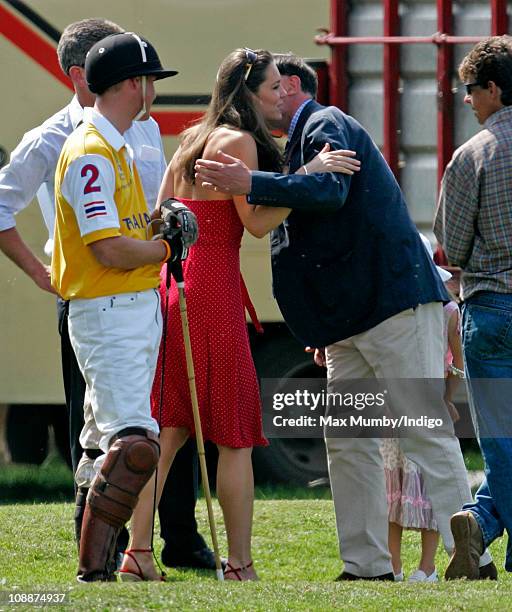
[134,75,147,121]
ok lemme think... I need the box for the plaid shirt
[434,105,512,300]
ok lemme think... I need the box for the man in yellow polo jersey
[52,32,198,582]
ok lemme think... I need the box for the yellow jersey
[51,109,161,299]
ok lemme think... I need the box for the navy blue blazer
[247,100,448,347]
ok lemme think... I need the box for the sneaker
[394,571,404,582]
[408,569,438,583]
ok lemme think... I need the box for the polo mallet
[159,202,224,581]
[169,258,224,581]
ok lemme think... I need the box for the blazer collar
[285,99,322,164]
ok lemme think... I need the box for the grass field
[0,499,510,611]
[0,456,510,611]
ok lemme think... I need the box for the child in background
[380,234,464,583]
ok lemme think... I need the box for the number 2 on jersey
[81,164,101,194]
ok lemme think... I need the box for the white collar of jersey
[82,107,126,152]
[69,95,85,129]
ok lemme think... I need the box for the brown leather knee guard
[88,431,160,527]
[77,430,159,582]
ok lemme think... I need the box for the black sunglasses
[243,48,257,82]
[464,82,482,95]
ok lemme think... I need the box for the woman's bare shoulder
[205,127,256,159]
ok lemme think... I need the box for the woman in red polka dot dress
[153,196,267,449]
[123,48,359,582]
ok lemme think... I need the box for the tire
[253,436,327,487]
[249,324,329,485]
[6,404,49,464]
[6,404,71,467]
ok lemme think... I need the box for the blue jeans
[462,291,512,571]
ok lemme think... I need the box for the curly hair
[178,49,283,182]
[459,35,512,105]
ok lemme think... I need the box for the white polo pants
[69,289,162,477]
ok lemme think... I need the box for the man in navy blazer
[195,53,490,580]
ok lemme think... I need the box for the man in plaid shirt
[434,35,512,580]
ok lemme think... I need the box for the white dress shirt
[0,95,166,255]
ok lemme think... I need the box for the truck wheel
[249,325,329,486]
[6,404,71,467]
[6,405,49,464]
[253,436,327,486]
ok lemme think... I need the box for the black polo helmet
[85,32,178,94]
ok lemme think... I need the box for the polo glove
[160,198,199,261]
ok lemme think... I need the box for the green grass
[0,454,507,610]
[0,498,510,611]
[0,455,74,503]
[462,449,485,472]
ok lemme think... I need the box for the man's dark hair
[459,35,512,106]
[274,53,318,98]
[57,18,124,75]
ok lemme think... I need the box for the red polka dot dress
[151,198,268,448]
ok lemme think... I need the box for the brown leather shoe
[479,561,498,580]
[445,511,484,580]
[336,571,394,581]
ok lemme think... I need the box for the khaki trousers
[325,303,474,577]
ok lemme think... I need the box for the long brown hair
[179,48,283,182]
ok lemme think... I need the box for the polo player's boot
[77,429,159,582]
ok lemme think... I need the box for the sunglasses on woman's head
[243,48,257,82]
